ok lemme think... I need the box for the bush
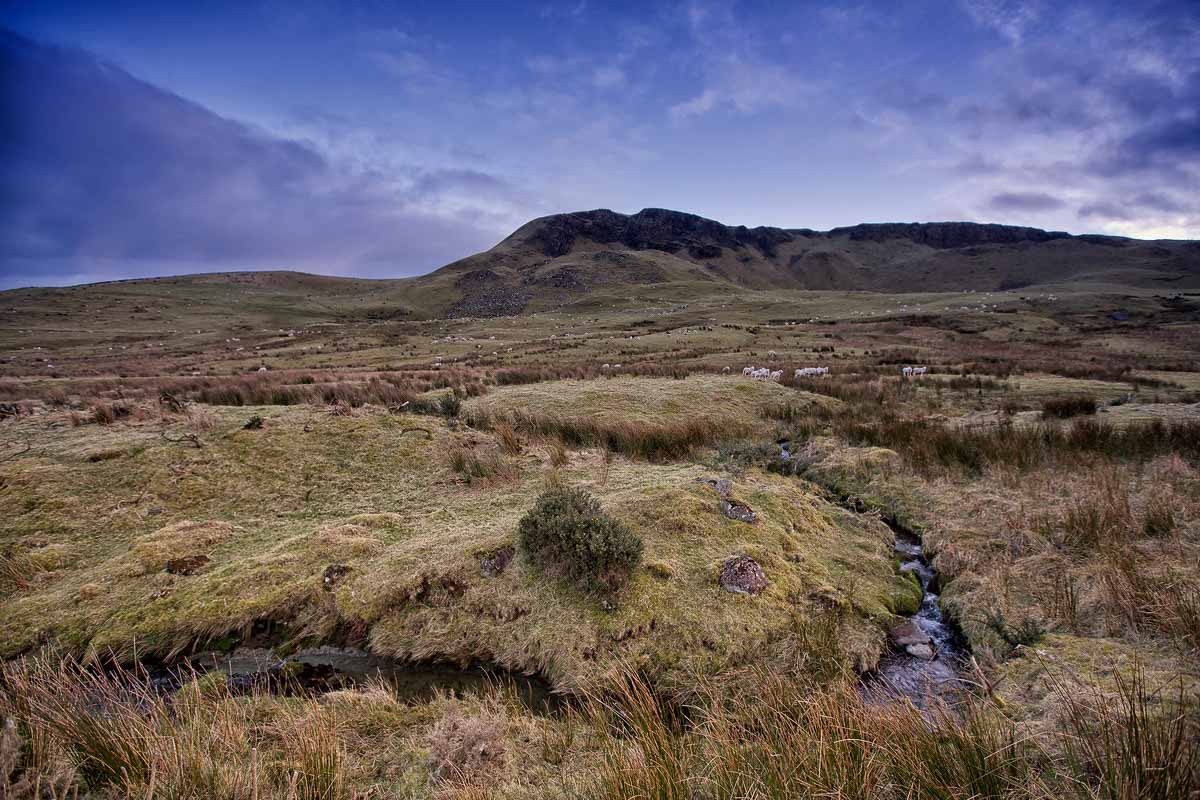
[518,487,642,592]
[439,393,462,417]
[1042,395,1098,419]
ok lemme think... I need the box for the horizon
[3,209,1189,293]
[2,0,1198,290]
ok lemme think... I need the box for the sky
[1,0,1198,289]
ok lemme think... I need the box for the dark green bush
[439,393,462,417]
[518,487,642,592]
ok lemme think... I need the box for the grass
[5,279,1200,798]
[0,403,914,693]
[467,375,831,460]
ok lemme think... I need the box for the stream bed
[777,440,966,708]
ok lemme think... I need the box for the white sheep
[721,366,731,373]
[742,366,755,376]
[769,370,783,381]
[257,366,267,373]
[913,366,927,376]
[902,367,913,377]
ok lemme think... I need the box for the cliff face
[515,208,1084,259]
[522,208,796,259]
[825,221,1072,248]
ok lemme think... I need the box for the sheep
[742,366,755,376]
[602,363,611,369]
[721,366,731,373]
[901,367,913,377]
[913,366,927,376]
[257,366,267,373]
[769,370,783,381]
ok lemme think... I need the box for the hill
[2,209,1198,341]
[422,208,1200,317]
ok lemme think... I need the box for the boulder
[889,620,931,648]
[906,643,936,660]
[480,546,515,578]
[719,555,768,596]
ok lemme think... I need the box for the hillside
[423,208,1200,317]
[3,210,1198,337]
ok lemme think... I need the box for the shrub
[439,393,462,417]
[1042,395,1098,419]
[984,610,1045,652]
[518,487,643,592]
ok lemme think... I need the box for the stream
[777,440,966,708]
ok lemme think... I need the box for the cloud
[959,0,1042,44]
[0,29,535,288]
[592,66,625,89]
[989,191,1065,211]
[668,2,814,121]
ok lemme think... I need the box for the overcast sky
[2,0,1198,289]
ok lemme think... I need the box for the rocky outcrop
[525,208,796,259]
[826,221,1071,249]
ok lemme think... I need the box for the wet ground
[150,646,561,713]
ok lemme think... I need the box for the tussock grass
[579,665,1178,800]
[1042,395,1099,419]
[0,656,343,798]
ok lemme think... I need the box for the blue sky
[2,0,1198,288]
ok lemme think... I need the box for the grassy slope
[0,377,916,690]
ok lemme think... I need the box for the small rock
[323,563,351,589]
[243,415,264,430]
[720,500,757,523]
[165,554,209,575]
[480,546,514,577]
[890,620,931,648]
[696,477,733,497]
[719,555,768,595]
[148,507,164,516]
[906,643,936,660]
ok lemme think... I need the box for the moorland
[1,209,1199,799]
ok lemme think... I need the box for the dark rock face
[480,546,514,577]
[719,555,768,595]
[827,222,1071,249]
[528,208,795,259]
[166,554,209,575]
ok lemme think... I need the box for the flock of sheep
[737,364,927,381]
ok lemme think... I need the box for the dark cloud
[0,29,526,288]
[989,191,1065,212]
[1078,201,1135,221]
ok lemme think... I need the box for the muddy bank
[146,645,562,714]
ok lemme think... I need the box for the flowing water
[777,440,965,707]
